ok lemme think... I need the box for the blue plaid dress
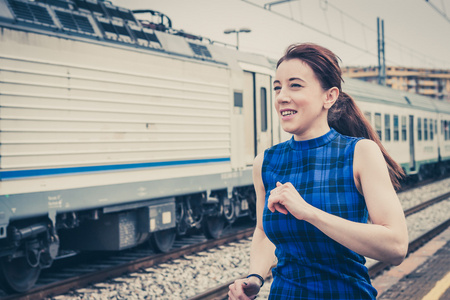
[262,128,377,299]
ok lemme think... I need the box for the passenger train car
[0,0,449,293]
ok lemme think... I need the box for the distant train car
[345,79,450,179]
[1,0,450,293]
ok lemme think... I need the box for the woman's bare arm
[228,153,276,299]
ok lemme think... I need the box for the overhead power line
[241,0,375,58]
[240,0,450,68]
[425,0,450,23]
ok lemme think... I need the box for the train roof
[431,97,450,114]
[0,0,277,71]
[0,0,232,64]
[343,76,450,114]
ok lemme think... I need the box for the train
[0,0,450,293]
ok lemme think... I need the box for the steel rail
[403,191,450,217]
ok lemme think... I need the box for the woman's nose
[276,89,291,103]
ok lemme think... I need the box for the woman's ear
[324,87,339,109]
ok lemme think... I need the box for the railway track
[189,191,450,300]
[1,226,255,300]
[2,189,449,300]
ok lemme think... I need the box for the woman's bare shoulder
[355,139,383,159]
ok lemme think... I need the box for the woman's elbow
[388,239,408,266]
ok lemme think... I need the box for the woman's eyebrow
[273,77,306,84]
[288,77,306,82]
[273,77,306,85]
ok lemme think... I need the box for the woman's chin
[281,126,297,134]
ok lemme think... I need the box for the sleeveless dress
[262,128,377,299]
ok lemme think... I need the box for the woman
[228,43,408,299]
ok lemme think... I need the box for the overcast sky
[113,0,450,69]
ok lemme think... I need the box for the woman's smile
[280,109,298,119]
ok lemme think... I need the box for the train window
[435,120,438,135]
[444,121,448,140]
[418,118,422,141]
[375,113,382,140]
[364,111,372,125]
[430,119,434,141]
[393,115,399,141]
[445,121,449,141]
[401,116,407,141]
[385,114,391,142]
[424,118,428,141]
[441,121,448,140]
[234,91,243,107]
[260,87,268,132]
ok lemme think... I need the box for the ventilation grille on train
[8,0,57,27]
[74,0,104,16]
[54,9,95,34]
[189,43,212,58]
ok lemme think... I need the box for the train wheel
[202,216,225,239]
[223,197,235,223]
[0,256,41,293]
[149,228,176,253]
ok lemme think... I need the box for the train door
[255,73,273,155]
[409,115,416,171]
[243,71,273,165]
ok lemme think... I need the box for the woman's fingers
[268,186,288,214]
[228,279,250,300]
[273,203,288,214]
[268,182,302,215]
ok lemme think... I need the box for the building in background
[343,66,450,101]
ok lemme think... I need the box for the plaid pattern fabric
[262,128,377,299]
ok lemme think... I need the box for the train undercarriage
[0,186,256,293]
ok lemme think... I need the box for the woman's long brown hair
[277,43,405,190]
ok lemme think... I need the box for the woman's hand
[267,182,313,220]
[228,277,260,300]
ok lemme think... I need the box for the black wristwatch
[247,273,264,287]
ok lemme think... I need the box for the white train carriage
[0,0,279,292]
[343,78,448,178]
[402,93,441,178]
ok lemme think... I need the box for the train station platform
[373,226,450,299]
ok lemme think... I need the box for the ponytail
[328,92,405,190]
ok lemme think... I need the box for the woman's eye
[274,86,281,91]
[291,83,302,88]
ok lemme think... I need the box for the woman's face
[273,58,332,140]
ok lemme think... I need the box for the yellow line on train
[421,271,450,300]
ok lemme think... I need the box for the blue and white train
[0,0,449,293]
